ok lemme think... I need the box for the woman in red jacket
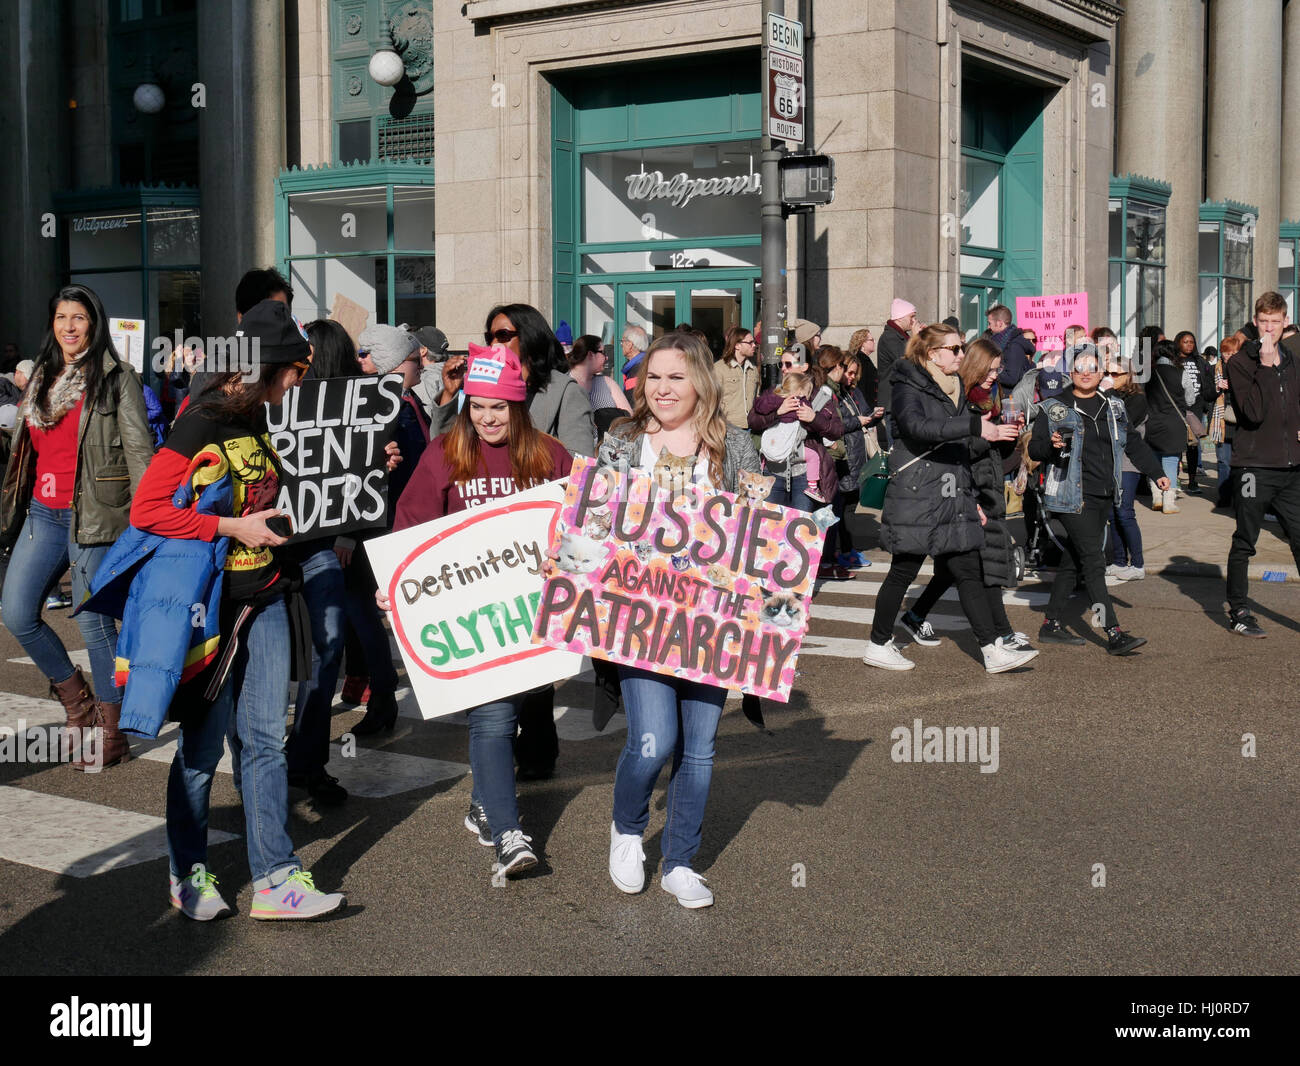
[380,342,572,880]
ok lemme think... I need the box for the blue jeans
[1216,442,1233,495]
[467,696,524,846]
[1155,453,1180,485]
[1109,470,1144,567]
[286,547,344,777]
[612,666,726,874]
[1,500,121,698]
[166,596,301,889]
[767,470,812,513]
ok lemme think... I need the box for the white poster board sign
[365,480,583,718]
[109,318,146,374]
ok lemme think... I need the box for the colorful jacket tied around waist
[79,448,236,739]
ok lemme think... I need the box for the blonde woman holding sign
[600,330,762,909]
[380,343,571,879]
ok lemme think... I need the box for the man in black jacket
[876,298,916,429]
[984,304,1035,390]
[1224,291,1300,636]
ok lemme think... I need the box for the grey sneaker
[464,801,492,847]
[1117,566,1145,580]
[249,869,346,920]
[169,863,232,922]
[899,611,942,646]
[495,829,537,878]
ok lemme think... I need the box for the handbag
[858,442,941,510]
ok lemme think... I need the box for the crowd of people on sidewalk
[1,271,1296,921]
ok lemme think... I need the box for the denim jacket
[1037,395,1128,514]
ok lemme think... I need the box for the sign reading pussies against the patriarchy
[365,480,584,718]
[533,456,829,702]
[266,373,402,540]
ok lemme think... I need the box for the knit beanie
[464,342,526,402]
[234,299,311,364]
[358,323,418,374]
[890,298,916,322]
[790,318,821,345]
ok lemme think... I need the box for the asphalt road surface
[0,567,1295,976]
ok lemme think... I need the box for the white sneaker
[1150,481,1163,510]
[1162,489,1180,514]
[661,866,714,909]
[609,822,646,894]
[1118,565,1145,580]
[982,641,1039,673]
[1105,564,1123,578]
[863,639,915,671]
[169,863,233,922]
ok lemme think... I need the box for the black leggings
[872,549,998,646]
[834,491,854,554]
[1186,441,1200,483]
[908,556,1013,636]
[1046,495,1116,630]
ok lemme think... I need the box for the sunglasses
[487,328,520,344]
[930,343,964,354]
[781,361,796,369]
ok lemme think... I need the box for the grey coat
[429,368,596,457]
[602,423,760,493]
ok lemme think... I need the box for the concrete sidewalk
[852,468,1298,583]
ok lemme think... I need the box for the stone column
[1115,0,1205,335]
[1281,0,1300,225]
[197,0,287,333]
[0,0,64,356]
[1206,0,1282,295]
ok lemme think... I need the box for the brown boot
[50,668,97,731]
[72,701,131,772]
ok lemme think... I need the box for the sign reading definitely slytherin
[533,456,828,702]
[266,373,403,541]
[365,480,584,718]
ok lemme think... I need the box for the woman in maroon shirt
[381,342,571,880]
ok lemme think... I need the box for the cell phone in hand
[266,513,295,539]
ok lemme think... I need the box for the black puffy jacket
[879,359,984,557]
[1144,357,1188,455]
[969,434,1015,587]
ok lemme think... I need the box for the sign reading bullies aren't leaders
[365,481,583,718]
[265,373,403,541]
[1014,292,1090,352]
[533,456,828,703]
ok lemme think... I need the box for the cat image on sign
[706,564,732,588]
[810,504,836,532]
[670,553,691,572]
[758,588,804,629]
[632,540,655,563]
[737,470,775,506]
[652,447,696,496]
[596,433,637,474]
[556,530,605,574]
[585,510,613,540]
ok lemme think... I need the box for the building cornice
[958,0,1123,43]
[464,0,665,27]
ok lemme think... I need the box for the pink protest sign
[1014,293,1090,350]
[532,456,829,702]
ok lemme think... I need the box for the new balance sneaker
[609,822,646,894]
[464,801,492,847]
[1038,618,1086,646]
[862,639,915,671]
[1226,606,1266,638]
[981,641,1039,673]
[495,829,537,878]
[1105,563,1124,578]
[849,550,873,568]
[1105,627,1147,655]
[169,863,232,922]
[661,866,714,909]
[899,610,942,646]
[998,632,1035,652]
[249,869,346,920]
[1117,566,1146,581]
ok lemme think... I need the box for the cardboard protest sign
[1014,293,1089,351]
[330,292,369,347]
[266,373,402,541]
[365,480,583,718]
[533,456,828,702]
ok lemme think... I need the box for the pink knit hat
[890,298,916,321]
[465,342,527,402]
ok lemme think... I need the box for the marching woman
[602,331,762,908]
[863,323,1036,675]
[1028,344,1169,655]
[122,299,346,920]
[0,284,153,769]
[381,342,572,878]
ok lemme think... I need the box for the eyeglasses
[930,343,964,354]
[740,337,755,345]
[487,328,519,344]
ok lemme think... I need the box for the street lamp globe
[368,49,405,87]
[133,83,166,114]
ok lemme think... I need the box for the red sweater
[29,398,85,509]
[394,433,572,531]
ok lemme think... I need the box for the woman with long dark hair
[568,333,631,438]
[122,299,346,920]
[1173,330,1215,494]
[600,331,762,908]
[0,284,153,769]
[380,342,572,878]
[1103,353,1150,580]
[1145,338,1191,513]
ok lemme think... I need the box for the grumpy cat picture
[758,588,804,629]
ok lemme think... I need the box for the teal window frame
[1107,174,1171,338]
[1279,221,1300,321]
[1198,200,1257,347]
[551,59,762,377]
[275,161,435,325]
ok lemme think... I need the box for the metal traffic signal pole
[760,0,788,393]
